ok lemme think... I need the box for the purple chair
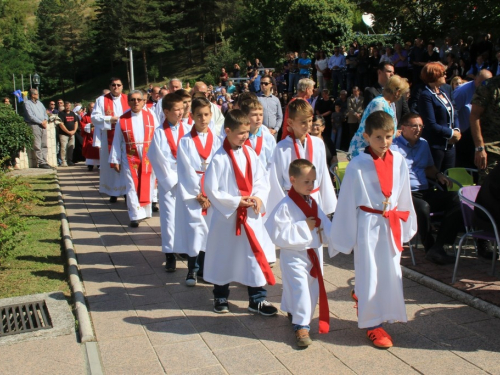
[452,186,500,283]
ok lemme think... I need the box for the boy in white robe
[268,99,337,217]
[176,89,194,127]
[109,90,158,227]
[147,93,193,272]
[204,109,278,316]
[175,97,222,286]
[329,111,417,349]
[265,159,335,347]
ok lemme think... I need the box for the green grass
[0,174,70,299]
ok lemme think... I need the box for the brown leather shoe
[295,329,312,347]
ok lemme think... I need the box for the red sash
[163,120,184,159]
[244,133,263,156]
[280,97,299,140]
[184,114,193,126]
[360,148,409,252]
[288,187,329,334]
[192,127,214,216]
[104,93,130,153]
[119,110,155,207]
[223,138,276,285]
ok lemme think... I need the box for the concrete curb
[55,175,95,343]
[402,266,500,319]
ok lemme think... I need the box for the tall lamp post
[32,73,40,91]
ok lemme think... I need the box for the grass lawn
[0,173,70,299]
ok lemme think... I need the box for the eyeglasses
[405,124,424,129]
[129,98,143,102]
[261,82,271,86]
[111,83,122,87]
[311,123,324,128]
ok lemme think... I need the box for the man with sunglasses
[258,75,283,139]
[392,113,462,265]
[91,77,129,202]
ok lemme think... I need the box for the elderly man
[470,73,500,180]
[392,113,462,265]
[23,89,51,169]
[364,62,409,123]
[91,77,129,202]
[154,78,182,123]
[453,69,492,169]
[109,90,158,227]
[280,78,315,140]
[191,81,225,135]
[327,46,346,98]
[257,74,283,138]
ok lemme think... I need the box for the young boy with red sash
[265,159,335,347]
[268,99,336,218]
[203,109,278,316]
[109,90,158,227]
[80,102,100,171]
[91,77,130,202]
[175,97,222,286]
[329,111,417,348]
[147,93,193,272]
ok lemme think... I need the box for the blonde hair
[240,99,263,115]
[383,75,409,96]
[288,99,314,119]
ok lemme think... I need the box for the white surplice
[268,136,337,216]
[109,110,158,221]
[247,127,276,173]
[204,145,273,287]
[147,121,192,253]
[265,196,334,326]
[91,94,127,196]
[329,151,417,329]
[174,130,222,257]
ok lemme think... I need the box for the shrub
[0,104,33,169]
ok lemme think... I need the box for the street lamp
[32,73,40,90]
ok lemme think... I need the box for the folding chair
[445,168,478,192]
[452,186,500,283]
[329,161,349,194]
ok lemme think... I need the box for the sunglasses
[129,98,143,102]
[111,83,122,87]
[261,82,271,86]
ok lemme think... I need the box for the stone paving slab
[57,165,500,374]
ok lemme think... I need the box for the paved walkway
[27,166,500,374]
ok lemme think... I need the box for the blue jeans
[288,73,300,94]
[188,251,205,274]
[331,70,344,98]
[294,324,310,331]
[213,284,267,304]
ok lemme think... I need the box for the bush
[0,104,33,169]
[0,171,41,264]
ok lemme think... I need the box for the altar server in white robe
[204,110,278,316]
[109,90,158,227]
[268,99,337,217]
[329,111,416,349]
[148,93,193,272]
[175,97,222,287]
[91,77,129,201]
[265,159,335,347]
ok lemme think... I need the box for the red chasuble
[244,132,263,156]
[191,127,214,216]
[119,110,155,206]
[163,120,185,159]
[80,114,100,160]
[104,93,130,153]
[288,187,330,334]
[359,148,409,252]
[223,138,276,285]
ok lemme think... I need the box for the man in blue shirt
[392,113,462,265]
[298,51,311,79]
[249,69,261,93]
[327,46,346,98]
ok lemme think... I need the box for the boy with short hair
[329,111,417,348]
[148,93,193,272]
[268,99,336,217]
[175,97,222,286]
[265,159,335,347]
[175,89,193,127]
[203,109,277,315]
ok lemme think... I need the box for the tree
[282,0,354,54]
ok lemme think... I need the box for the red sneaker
[350,289,358,316]
[367,328,393,348]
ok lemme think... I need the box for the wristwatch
[475,146,485,152]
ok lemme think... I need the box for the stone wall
[16,122,58,169]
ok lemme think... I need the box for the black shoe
[68,161,75,166]
[178,253,188,259]
[425,246,455,265]
[152,202,159,212]
[109,196,118,203]
[185,270,197,286]
[39,164,51,169]
[130,220,139,228]
[87,165,94,171]
[214,298,230,313]
[165,254,176,272]
[248,300,278,316]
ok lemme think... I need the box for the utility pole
[126,47,135,90]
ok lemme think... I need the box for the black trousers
[411,189,463,250]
